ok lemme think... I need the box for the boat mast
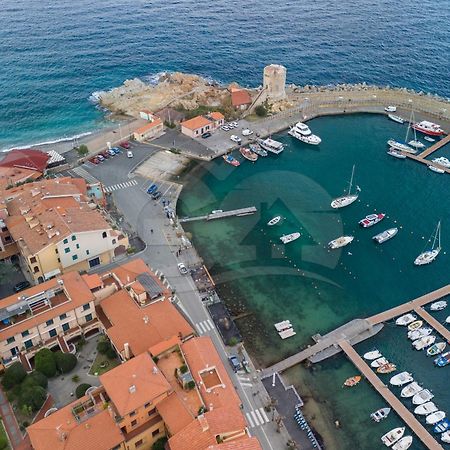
[405,108,414,142]
[437,221,441,250]
[348,165,355,195]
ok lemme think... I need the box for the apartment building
[3,178,128,282]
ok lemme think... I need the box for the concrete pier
[179,206,257,223]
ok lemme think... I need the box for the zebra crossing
[245,407,270,428]
[237,373,253,388]
[104,179,138,193]
[70,166,100,184]
[196,319,214,334]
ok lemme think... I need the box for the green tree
[2,362,27,390]
[76,144,89,157]
[18,385,47,411]
[76,383,91,399]
[97,339,111,355]
[55,351,77,373]
[106,347,117,360]
[0,262,16,284]
[22,371,48,389]
[0,435,8,449]
[255,104,267,117]
[35,348,57,378]
[152,437,168,450]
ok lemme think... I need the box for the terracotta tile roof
[99,289,194,357]
[27,398,124,450]
[0,271,95,342]
[204,406,246,437]
[0,166,41,191]
[135,118,163,134]
[231,90,252,106]
[167,418,216,450]
[206,436,262,450]
[156,392,194,435]
[0,149,49,172]
[82,273,103,290]
[181,116,212,131]
[181,337,241,411]
[104,258,160,288]
[148,335,181,358]
[100,352,171,417]
[209,112,224,121]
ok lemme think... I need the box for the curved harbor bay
[178,113,450,449]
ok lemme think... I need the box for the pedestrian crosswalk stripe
[259,407,270,423]
[196,319,214,334]
[104,179,138,193]
[72,166,100,184]
[238,376,250,382]
[255,409,264,425]
[245,409,270,428]
[246,413,255,428]
[250,411,258,426]
[240,382,252,388]
[206,319,214,329]
[197,322,207,333]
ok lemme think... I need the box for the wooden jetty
[339,340,444,450]
[403,134,450,173]
[179,206,257,223]
[414,306,450,342]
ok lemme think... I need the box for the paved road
[79,149,289,449]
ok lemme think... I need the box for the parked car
[127,151,133,158]
[230,121,238,127]
[120,141,130,149]
[147,184,158,194]
[96,154,105,162]
[228,355,242,372]
[100,151,110,159]
[89,157,100,164]
[107,149,116,156]
[111,147,121,154]
[177,263,188,275]
[230,135,242,144]
[14,281,31,293]
[201,132,211,138]
[221,125,230,131]
[151,191,162,200]
[242,128,253,136]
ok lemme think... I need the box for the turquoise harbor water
[1,0,450,150]
[178,113,450,449]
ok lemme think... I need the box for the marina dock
[338,340,444,450]
[179,206,257,223]
[403,134,450,173]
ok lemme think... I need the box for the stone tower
[263,64,287,101]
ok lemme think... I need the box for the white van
[127,151,133,158]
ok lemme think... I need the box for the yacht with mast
[387,109,419,154]
[414,221,441,266]
[331,165,360,208]
[288,122,322,145]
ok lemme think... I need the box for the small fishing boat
[408,139,425,149]
[387,139,417,154]
[371,357,389,368]
[388,114,404,124]
[390,371,413,386]
[412,389,434,405]
[446,316,450,324]
[280,232,301,244]
[427,342,446,357]
[412,335,435,351]
[424,136,436,142]
[381,427,405,447]
[392,436,413,450]
[407,320,423,331]
[401,382,422,398]
[359,213,385,228]
[434,418,450,434]
[427,411,446,425]
[430,300,447,311]
[414,401,438,415]
[371,407,391,422]
[222,154,240,166]
[429,165,445,174]
[408,327,432,341]
[395,313,416,326]
[239,147,258,161]
[328,236,354,249]
[387,148,407,159]
[267,216,281,226]
[414,221,441,265]
[331,165,360,208]
[249,143,268,157]
[373,228,398,244]
[442,431,450,443]
[434,351,450,367]
[377,363,397,374]
[363,350,382,360]
[343,375,361,387]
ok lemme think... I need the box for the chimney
[152,366,158,375]
[143,315,149,324]
[129,385,136,394]
[124,342,130,360]
[197,414,209,432]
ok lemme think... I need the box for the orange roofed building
[134,112,163,142]
[181,112,224,138]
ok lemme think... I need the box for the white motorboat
[430,300,447,311]
[408,327,432,340]
[267,216,281,226]
[407,320,423,331]
[432,157,450,168]
[390,371,413,386]
[412,389,434,405]
[392,436,413,450]
[387,148,407,159]
[424,136,435,142]
[400,382,422,398]
[427,411,446,425]
[381,427,405,447]
[427,342,446,357]
[257,138,284,155]
[371,357,389,368]
[395,313,417,326]
[331,165,360,208]
[359,213,385,228]
[370,407,391,422]
[279,328,296,339]
[280,232,301,244]
[387,139,416,154]
[414,401,438,415]
[328,236,354,249]
[429,165,445,174]
[408,139,425,149]
[288,122,321,145]
[274,320,292,332]
[414,221,441,266]
[385,106,397,112]
[388,114,404,124]
[373,228,398,244]
[363,350,382,360]
[412,335,436,351]
[442,431,450,444]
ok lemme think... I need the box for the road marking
[71,166,100,184]
[250,410,259,426]
[240,382,253,388]
[104,179,138,193]
[259,407,270,423]
[255,408,264,425]
[197,322,207,333]
[206,319,214,329]
[246,413,255,428]
[196,320,215,334]
[238,376,250,382]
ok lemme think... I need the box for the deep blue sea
[1,0,450,151]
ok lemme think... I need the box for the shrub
[0,436,7,450]
[106,347,117,360]
[35,348,57,378]
[76,145,89,157]
[97,339,111,355]
[23,371,48,389]
[255,105,267,117]
[76,383,91,399]
[179,364,188,374]
[55,351,77,373]
[186,381,195,390]
[2,361,27,389]
[18,385,47,411]
[72,375,80,383]
[152,437,168,450]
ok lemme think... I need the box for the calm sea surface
[178,114,450,449]
[1,0,450,150]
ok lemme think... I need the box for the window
[21,330,29,337]
[86,250,90,255]
[57,258,60,263]
[24,339,33,349]
[102,231,107,238]
[63,238,68,244]
[85,313,93,322]
[147,407,156,417]
[59,313,67,320]
[151,429,160,437]
[71,235,76,241]
[64,247,70,254]
[30,256,37,263]
[89,257,100,268]
[129,410,136,417]
[130,419,137,427]
[46,319,54,326]
[4,236,11,242]
[83,303,90,311]
[76,244,80,249]
[72,255,78,261]
[6,337,15,344]
[49,329,57,338]
[55,248,58,254]
[62,323,70,332]
[112,239,116,245]
[33,266,39,273]
[135,439,144,448]
[144,402,151,408]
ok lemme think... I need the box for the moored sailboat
[387,148,407,159]
[414,221,441,266]
[331,165,360,208]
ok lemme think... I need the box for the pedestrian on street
[150,229,153,234]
